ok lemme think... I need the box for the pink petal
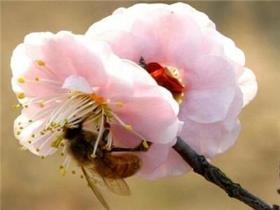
[180,87,243,157]
[137,143,174,178]
[181,55,236,123]
[62,75,92,93]
[14,114,57,156]
[141,148,191,179]
[11,31,109,99]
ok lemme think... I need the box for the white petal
[238,68,258,107]
[62,75,93,93]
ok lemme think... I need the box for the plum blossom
[86,3,258,178]
[11,31,181,175]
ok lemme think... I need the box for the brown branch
[173,136,278,210]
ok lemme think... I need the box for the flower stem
[173,136,278,210]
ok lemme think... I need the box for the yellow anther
[36,148,40,152]
[35,77,40,81]
[17,76,25,84]
[14,104,22,109]
[59,166,66,176]
[36,60,45,66]
[16,131,21,135]
[124,124,133,131]
[17,92,25,99]
[80,175,84,179]
[28,140,32,144]
[38,100,44,108]
[28,119,33,123]
[19,126,24,130]
[40,156,45,159]
[31,134,35,138]
[72,170,76,175]
[142,140,149,149]
[60,152,64,156]
[115,101,124,108]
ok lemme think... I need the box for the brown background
[1,1,280,210]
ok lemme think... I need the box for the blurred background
[1,1,279,210]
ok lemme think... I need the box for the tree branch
[173,136,277,210]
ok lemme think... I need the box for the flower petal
[11,31,110,100]
[14,114,58,156]
[180,87,243,157]
[238,68,258,107]
[181,55,236,123]
[62,75,92,94]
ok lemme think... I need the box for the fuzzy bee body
[94,153,142,179]
[62,122,143,209]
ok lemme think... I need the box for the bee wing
[102,177,131,196]
[81,166,110,210]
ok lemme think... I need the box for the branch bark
[173,136,277,210]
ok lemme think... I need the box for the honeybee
[63,119,151,210]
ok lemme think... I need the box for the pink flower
[11,31,181,175]
[86,3,258,178]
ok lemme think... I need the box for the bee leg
[110,141,152,153]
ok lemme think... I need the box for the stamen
[142,140,149,149]
[105,131,113,150]
[17,76,25,84]
[36,60,45,66]
[124,124,133,131]
[92,109,105,157]
[60,155,71,176]
[110,112,147,141]
[14,104,22,109]
[17,92,25,99]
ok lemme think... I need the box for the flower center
[139,57,185,104]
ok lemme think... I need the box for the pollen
[71,170,76,175]
[28,140,32,144]
[36,148,40,152]
[142,140,149,149]
[17,76,25,84]
[14,104,22,109]
[40,156,45,159]
[60,152,65,156]
[59,165,66,176]
[124,124,133,131]
[35,76,40,82]
[31,134,35,138]
[17,92,25,99]
[36,60,45,66]
[38,100,45,108]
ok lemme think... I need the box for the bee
[63,119,151,210]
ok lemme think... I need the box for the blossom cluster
[11,3,257,179]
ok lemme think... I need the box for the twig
[173,136,277,210]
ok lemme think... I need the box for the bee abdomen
[96,154,142,179]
